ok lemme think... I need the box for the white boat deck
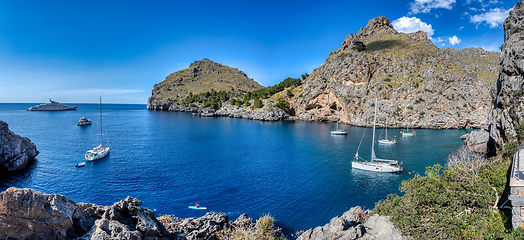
[510,147,524,187]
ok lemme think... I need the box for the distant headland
[147,16,499,129]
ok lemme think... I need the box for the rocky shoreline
[0,120,39,171]
[152,100,290,121]
[0,187,406,240]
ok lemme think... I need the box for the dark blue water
[0,103,470,233]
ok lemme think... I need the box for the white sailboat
[85,97,110,161]
[331,121,348,135]
[378,119,396,144]
[352,98,403,173]
[401,125,415,136]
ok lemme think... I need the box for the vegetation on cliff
[147,59,263,110]
[159,213,287,240]
[374,143,524,239]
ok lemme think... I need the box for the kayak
[188,206,207,210]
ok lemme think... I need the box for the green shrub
[286,89,294,97]
[254,98,263,108]
[275,100,290,111]
[374,147,513,239]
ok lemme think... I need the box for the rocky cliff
[297,206,407,240]
[0,187,231,240]
[290,16,499,129]
[147,59,263,110]
[464,0,524,154]
[0,120,39,171]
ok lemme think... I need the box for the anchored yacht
[27,99,77,111]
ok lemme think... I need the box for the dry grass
[157,214,182,226]
[445,145,490,180]
[217,214,287,240]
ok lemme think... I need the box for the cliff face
[147,59,263,110]
[0,120,39,171]
[464,0,524,154]
[291,16,499,129]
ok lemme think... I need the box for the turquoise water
[0,103,470,233]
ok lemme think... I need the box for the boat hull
[77,121,92,126]
[27,106,78,111]
[85,147,110,161]
[331,130,348,135]
[401,132,415,137]
[352,161,402,173]
[378,139,396,144]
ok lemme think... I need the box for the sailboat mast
[371,98,377,160]
[100,97,103,147]
[385,118,388,139]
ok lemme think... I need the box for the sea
[0,103,471,234]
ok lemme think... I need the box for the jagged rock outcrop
[297,206,408,240]
[147,59,263,110]
[464,0,524,154]
[83,196,168,240]
[0,188,90,239]
[290,16,499,129]
[0,120,39,171]
[0,187,232,240]
[165,212,228,240]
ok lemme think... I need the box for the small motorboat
[75,162,86,167]
[77,117,92,126]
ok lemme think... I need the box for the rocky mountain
[290,16,499,129]
[147,59,263,110]
[0,120,38,171]
[464,0,524,154]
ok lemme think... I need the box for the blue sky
[0,0,516,103]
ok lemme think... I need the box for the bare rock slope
[291,16,499,129]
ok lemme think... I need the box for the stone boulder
[165,212,228,240]
[461,128,492,154]
[297,207,408,240]
[85,196,168,240]
[0,187,90,239]
[0,120,39,171]
[361,214,407,240]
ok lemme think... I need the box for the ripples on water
[0,103,471,233]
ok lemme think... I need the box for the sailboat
[352,98,403,173]
[401,125,415,137]
[331,121,348,135]
[378,119,396,144]
[85,97,110,161]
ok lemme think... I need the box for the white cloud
[470,7,511,28]
[449,36,461,45]
[410,0,456,14]
[392,16,435,38]
[434,37,444,43]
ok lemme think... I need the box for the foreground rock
[0,188,234,240]
[0,188,90,239]
[82,196,168,239]
[297,206,408,240]
[0,120,39,171]
[464,0,524,154]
